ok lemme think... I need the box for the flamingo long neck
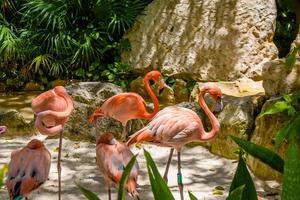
[198,89,220,140]
[142,74,160,119]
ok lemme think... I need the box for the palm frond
[29,54,53,73]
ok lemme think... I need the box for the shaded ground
[0,136,280,200]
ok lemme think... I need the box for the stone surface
[247,98,287,181]
[122,0,278,81]
[51,79,68,88]
[0,109,35,136]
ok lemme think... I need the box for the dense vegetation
[0,0,152,90]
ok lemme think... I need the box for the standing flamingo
[88,70,167,140]
[6,139,51,200]
[31,86,74,200]
[127,84,223,200]
[0,125,7,136]
[96,133,139,200]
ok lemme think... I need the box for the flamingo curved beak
[214,97,224,113]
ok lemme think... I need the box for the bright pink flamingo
[96,133,139,200]
[88,70,167,140]
[31,86,74,200]
[0,125,7,136]
[6,139,51,200]
[127,84,223,200]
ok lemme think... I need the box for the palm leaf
[75,182,101,200]
[226,185,245,200]
[0,164,8,188]
[188,191,198,200]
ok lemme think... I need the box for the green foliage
[76,183,101,200]
[117,155,138,200]
[230,136,284,174]
[0,164,8,189]
[285,45,300,70]
[143,148,175,200]
[0,0,150,90]
[188,191,198,200]
[228,152,257,200]
[226,185,245,200]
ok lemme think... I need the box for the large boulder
[247,98,287,181]
[0,110,35,136]
[122,0,278,81]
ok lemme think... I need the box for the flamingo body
[0,125,7,135]
[96,133,139,197]
[6,139,51,200]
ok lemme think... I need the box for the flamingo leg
[57,130,63,200]
[177,151,184,200]
[108,186,112,200]
[163,148,174,183]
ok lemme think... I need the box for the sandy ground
[0,136,281,200]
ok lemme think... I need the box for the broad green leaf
[275,121,291,149]
[230,136,284,173]
[117,155,138,200]
[229,151,257,200]
[259,101,291,117]
[226,185,245,200]
[285,46,300,70]
[76,182,100,200]
[0,164,8,188]
[188,191,198,200]
[144,149,175,200]
[282,140,300,199]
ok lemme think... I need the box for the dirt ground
[0,135,280,200]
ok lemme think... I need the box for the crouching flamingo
[96,133,139,200]
[89,70,167,140]
[127,84,223,200]
[6,139,51,200]
[0,126,7,136]
[31,86,74,200]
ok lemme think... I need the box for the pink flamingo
[88,70,167,140]
[127,84,223,200]
[6,139,51,200]
[31,86,74,200]
[96,133,139,200]
[0,125,7,135]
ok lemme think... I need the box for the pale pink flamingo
[0,125,7,136]
[31,86,74,200]
[88,70,167,140]
[6,139,51,200]
[96,133,139,200]
[127,84,223,200]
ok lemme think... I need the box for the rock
[190,80,265,101]
[159,85,176,106]
[0,110,35,136]
[247,98,287,181]
[64,82,125,140]
[130,77,148,100]
[24,81,43,91]
[122,0,278,81]
[174,79,189,103]
[51,79,68,88]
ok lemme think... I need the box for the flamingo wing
[6,143,51,199]
[127,106,202,146]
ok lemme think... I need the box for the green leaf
[285,46,300,70]
[117,154,138,200]
[230,136,284,173]
[275,121,291,149]
[0,164,8,188]
[144,149,175,200]
[229,152,257,200]
[188,191,198,200]
[76,182,101,200]
[259,101,291,117]
[226,185,245,200]
[282,140,300,199]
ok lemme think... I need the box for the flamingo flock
[1,70,223,200]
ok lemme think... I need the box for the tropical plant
[227,90,300,199]
[0,0,151,90]
[0,164,8,189]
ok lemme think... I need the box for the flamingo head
[203,85,224,113]
[97,133,116,145]
[88,108,104,125]
[148,70,167,94]
[0,126,7,135]
[27,139,45,149]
